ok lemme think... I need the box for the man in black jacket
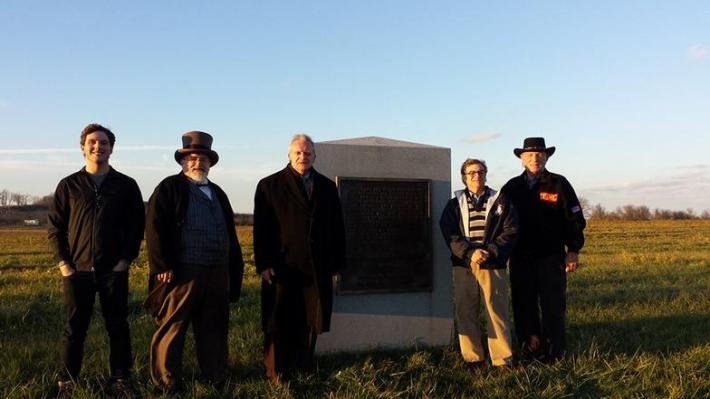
[145,131,244,393]
[440,159,518,369]
[48,123,145,397]
[254,134,346,384]
[502,137,586,363]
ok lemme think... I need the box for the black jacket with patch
[501,169,586,258]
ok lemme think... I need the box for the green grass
[0,222,708,398]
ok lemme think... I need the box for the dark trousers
[263,282,317,382]
[509,254,567,357]
[150,264,230,388]
[60,271,131,381]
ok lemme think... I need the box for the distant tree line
[0,189,52,207]
[0,188,255,226]
[579,198,710,220]
[1,189,709,223]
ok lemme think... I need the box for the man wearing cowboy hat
[501,137,586,363]
[145,131,244,392]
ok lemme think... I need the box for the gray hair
[289,133,315,149]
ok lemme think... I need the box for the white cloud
[462,132,502,144]
[584,166,710,195]
[0,99,9,109]
[688,45,710,60]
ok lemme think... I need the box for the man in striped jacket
[439,159,518,369]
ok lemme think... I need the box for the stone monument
[314,137,453,352]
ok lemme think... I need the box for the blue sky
[1,0,708,213]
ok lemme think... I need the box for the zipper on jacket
[91,180,99,273]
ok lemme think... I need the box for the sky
[1,0,709,213]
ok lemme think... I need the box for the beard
[185,169,209,184]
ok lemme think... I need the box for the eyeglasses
[186,156,210,164]
[464,170,487,176]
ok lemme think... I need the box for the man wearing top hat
[501,137,586,363]
[145,131,244,392]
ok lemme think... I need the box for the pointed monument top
[318,136,444,149]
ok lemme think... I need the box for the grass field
[0,221,708,398]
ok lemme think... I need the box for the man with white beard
[145,131,244,393]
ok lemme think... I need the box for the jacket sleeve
[47,180,71,266]
[145,180,175,275]
[121,179,145,264]
[559,177,586,253]
[329,183,347,274]
[485,195,518,262]
[439,198,475,260]
[253,179,282,274]
[216,187,244,303]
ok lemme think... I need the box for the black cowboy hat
[514,137,556,158]
[174,131,219,166]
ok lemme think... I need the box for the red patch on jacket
[539,192,558,203]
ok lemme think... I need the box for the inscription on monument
[337,178,432,294]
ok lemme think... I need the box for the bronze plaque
[337,177,432,294]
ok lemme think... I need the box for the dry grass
[0,221,708,398]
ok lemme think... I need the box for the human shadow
[569,313,710,355]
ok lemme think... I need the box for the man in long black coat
[254,134,346,383]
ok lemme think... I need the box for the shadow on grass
[0,251,52,257]
[570,313,710,355]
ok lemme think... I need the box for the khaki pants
[453,265,513,366]
[150,264,229,388]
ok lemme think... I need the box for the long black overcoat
[253,166,346,333]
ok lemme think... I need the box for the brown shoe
[522,335,544,360]
[463,361,486,371]
[494,364,513,374]
[56,380,74,399]
[110,378,134,399]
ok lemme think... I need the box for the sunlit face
[81,131,112,165]
[521,151,547,176]
[463,163,487,194]
[288,139,315,175]
[181,153,211,183]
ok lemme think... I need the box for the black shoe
[542,353,564,364]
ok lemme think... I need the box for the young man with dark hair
[48,123,145,397]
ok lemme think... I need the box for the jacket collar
[283,165,316,211]
[521,168,551,186]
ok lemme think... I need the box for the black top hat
[174,131,219,166]
[514,137,556,158]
